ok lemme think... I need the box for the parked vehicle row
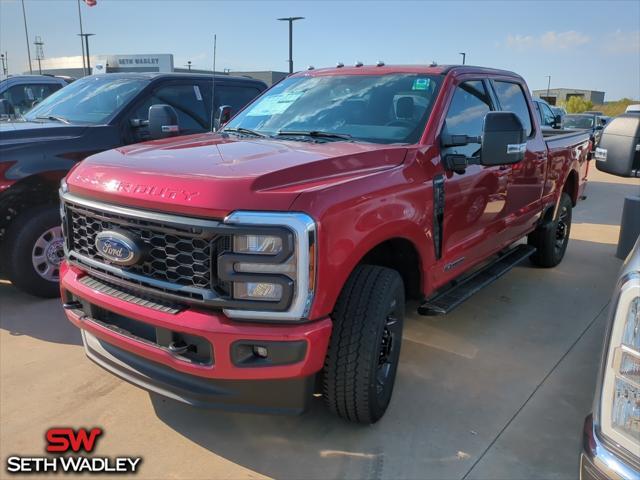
[54,64,591,422]
[0,73,267,296]
[0,74,73,119]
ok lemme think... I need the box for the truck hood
[67,132,408,217]
[0,121,88,146]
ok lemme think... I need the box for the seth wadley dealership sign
[93,54,174,73]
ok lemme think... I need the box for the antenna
[210,34,217,131]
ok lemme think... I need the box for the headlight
[219,211,316,321]
[599,273,640,455]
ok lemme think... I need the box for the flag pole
[20,0,32,74]
[77,0,86,75]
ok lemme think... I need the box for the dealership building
[532,88,605,105]
[30,53,287,86]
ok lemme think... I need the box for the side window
[1,83,61,115]
[540,103,555,127]
[442,80,492,158]
[215,85,261,116]
[129,83,209,139]
[492,81,533,136]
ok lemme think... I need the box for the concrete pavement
[1,168,638,479]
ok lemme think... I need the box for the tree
[563,96,594,113]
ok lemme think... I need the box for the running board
[418,244,536,316]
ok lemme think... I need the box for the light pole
[459,52,466,65]
[545,75,551,98]
[78,33,95,74]
[277,16,304,74]
[186,61,192,71]
[21,0,32,74]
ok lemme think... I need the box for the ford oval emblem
[95,230,142,266]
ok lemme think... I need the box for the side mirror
[214,105,232,131]
[595,114,640,178]
[554,114,562,128]
[0,98,15,116]
[148,104,180,139]
[480,112,526,166]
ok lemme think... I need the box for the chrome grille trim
[79,275,183,314]
[61,192,227,305]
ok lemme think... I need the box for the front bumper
[581,414,640,480]
[60,262,332,413]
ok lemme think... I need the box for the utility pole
[34,36,44,74]
[545,75,551,98]
[277,16,304,74]
[21,0,33,74]
[77,0,86,75]
[78,33,95,74]
[0,53,7,77]
[459,52,466,65]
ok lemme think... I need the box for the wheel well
[359,238,422,299]
[0,175,60,241]
[563,170,578,206]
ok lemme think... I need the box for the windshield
[223,73,441,144]
[24,76,147,125]
[563,115,594,129]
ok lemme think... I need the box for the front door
[434,79,511,284]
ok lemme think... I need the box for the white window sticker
[246,91,303,116]
[25,87,35,101]
[193,85,203,101]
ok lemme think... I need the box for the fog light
[253,345,268,358]
[233,282,283,301]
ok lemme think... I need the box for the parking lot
[0,167,638,480]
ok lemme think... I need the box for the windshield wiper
[276,130,352,141]
[223,127,269,138]
[36,115,71,125]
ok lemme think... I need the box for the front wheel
[3,205,64,298]
[322,265,405,423]
[528,192,573,267]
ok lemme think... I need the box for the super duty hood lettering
[73,175,199,201]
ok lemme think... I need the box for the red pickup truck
[59,65,591,423]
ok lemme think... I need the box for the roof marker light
[336,62,344,68]
[355,61,363,67]
[307,65,314,70]
[376,60,385,67]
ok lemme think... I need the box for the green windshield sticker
[412,78,430,91]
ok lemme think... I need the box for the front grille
[64,198,230,301]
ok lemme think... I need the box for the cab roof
[294,64,521,79]
[80,72,267,86]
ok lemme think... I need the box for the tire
[3,204,64,298]
[322,264,405,423]
[528,193,572,268]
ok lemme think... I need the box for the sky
[0,0,639,101]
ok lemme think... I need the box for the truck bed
[543,128,591,150]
